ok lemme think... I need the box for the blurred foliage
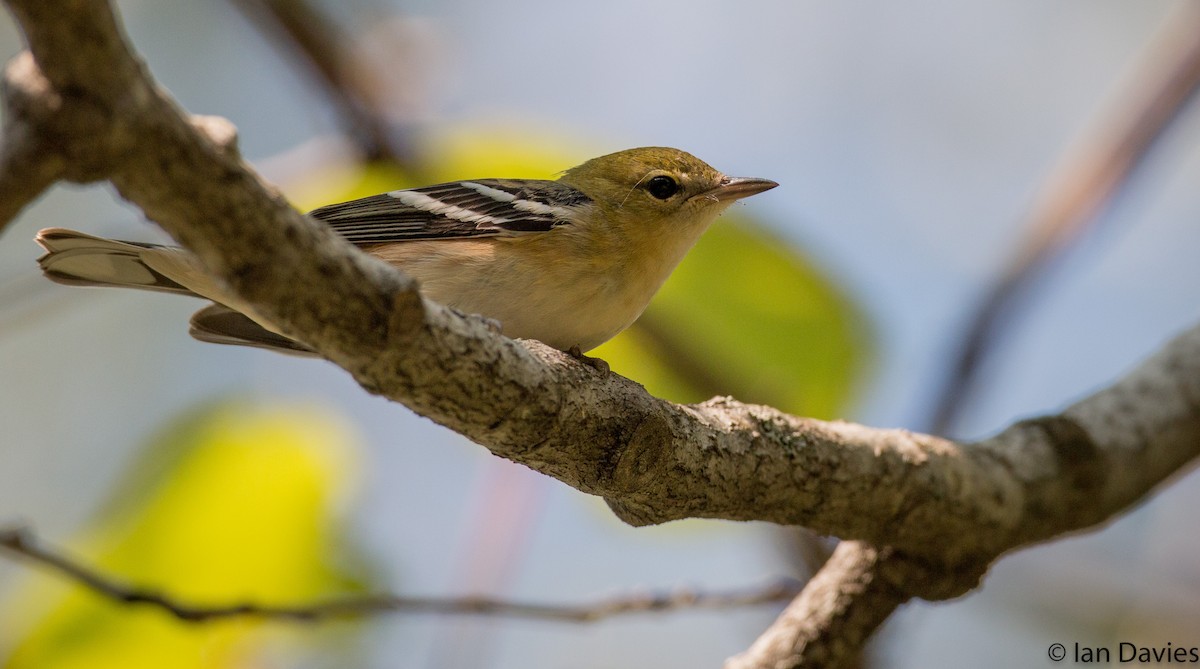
[600,217,867,418]
[286,125,870,418]
[0,402,368,669]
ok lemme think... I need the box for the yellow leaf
[2,402,366,669]
[597,218,870,418]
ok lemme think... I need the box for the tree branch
[5,0,1200,592]
[925,4,1200,436]
[228,0,420,169]
[0,59,60,230]
[0,524,800,623]
[3,1,1200,667]
[726,542,901,669]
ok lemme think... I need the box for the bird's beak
[703,176,779,202]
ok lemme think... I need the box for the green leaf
[281,125,870,418]
[595,217,871,418]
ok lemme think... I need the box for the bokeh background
[2,0,1200,667]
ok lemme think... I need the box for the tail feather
[35,227,194,295]
[189,304,317,357]
[37,227,315,356]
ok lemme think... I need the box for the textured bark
[2,2,1199,668]
[725,542,901,669]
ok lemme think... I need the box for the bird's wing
[308,179,590,246]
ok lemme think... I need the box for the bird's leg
[567,345,610,374]
[456,308,503,335]
[479,315,503,334]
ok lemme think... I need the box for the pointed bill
[704,176,779,202]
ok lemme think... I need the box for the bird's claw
[567,345,610,374]
[480,316,503,334]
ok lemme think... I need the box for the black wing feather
[308,179,589,246]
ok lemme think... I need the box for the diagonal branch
[0,525,801,623]
[3,1,1200,667]
[726,542,901,669]
[0,53,78,232]
[0,78,60,231]
[228,0,420,169]
[925,3,1200,436]
[4,0,1200,582]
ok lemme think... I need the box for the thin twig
[0,525,800,624]
[7,1,1200,666]
[924,3,1200,436]
[228,0,419,170]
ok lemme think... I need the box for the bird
[35,146,777,359]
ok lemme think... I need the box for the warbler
[35,146,776,357]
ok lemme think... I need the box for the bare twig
[0,524,801,623]
[228,0,419,170]
[5,0,1200,590]
[5,1,1200,667]
[925,3,1200,436]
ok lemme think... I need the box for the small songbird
[35,146,776,357]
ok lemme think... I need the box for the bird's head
[559,146,777,228]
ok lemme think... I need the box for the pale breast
[368,233,668,351]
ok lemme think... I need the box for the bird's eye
[645,175,679,200]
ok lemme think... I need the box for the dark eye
[645,175,679,200]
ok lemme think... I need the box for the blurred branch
[775,528,837,585]
[0,524,800,623]
[0,112,58,232]
[5,2,1200,668]
[0,52,71,232]
[925,3,1200,436]
[6,0,1200,595]
[229,0,420,170]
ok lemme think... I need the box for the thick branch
[5,4,1200,668]
[0,58,57,229]
[725,543,903,669]
[4,0,1200,573]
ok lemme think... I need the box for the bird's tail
[189,303,317,356]
[36,227,316,356]
[35,227,196,295]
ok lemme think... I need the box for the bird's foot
[567,345,610,374]
[479,315,503,335]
